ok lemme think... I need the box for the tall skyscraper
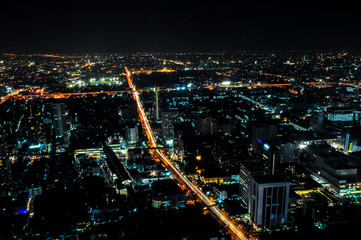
[256,141,281,176]
[249,175,289,229]
[161,110,179,140]
[27,104,43,146]
[53,103,68,146]
[125,122,139,148]
[239,161,264,208]
[154,86,160,121]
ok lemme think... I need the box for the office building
[312,152,360,199]
[326,107,354,125]
[154,86,160,120]
[161,110,179,140]
[249,175,289,229]
[341,128,361,153]
[239,161,264,208]
[256,141,281,176]
[126,122,139,148]
[53,103,68,146]
[326,107,354,122]
[27,104,43,146]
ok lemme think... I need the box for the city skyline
[1,51,361,239]
[1,1,361,239]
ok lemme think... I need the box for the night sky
[1,0,361,53]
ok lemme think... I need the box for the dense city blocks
[1,51,361,240]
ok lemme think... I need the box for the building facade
[249,175,289,229]
[53,103,68,146]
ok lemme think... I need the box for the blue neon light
[13,207,27,215]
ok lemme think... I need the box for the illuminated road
[0,88,28,104]
[0,89,157,101]
[1,73,358,104]
[125,67,248,240]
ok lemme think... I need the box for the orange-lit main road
[0,82,343,102]
[1,71,358,104]
[125,67,248,240]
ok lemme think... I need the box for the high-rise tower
[53,103,68,146]
[154,86,160,120]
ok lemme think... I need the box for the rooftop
[252,175,288,185]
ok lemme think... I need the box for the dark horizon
[1,0,361,53]
[2,48,361,55]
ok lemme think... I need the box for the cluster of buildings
[147,81,361,232]
[1,51,361,239]
[132,51,361,235]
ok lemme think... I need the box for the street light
[299,143,307,149]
